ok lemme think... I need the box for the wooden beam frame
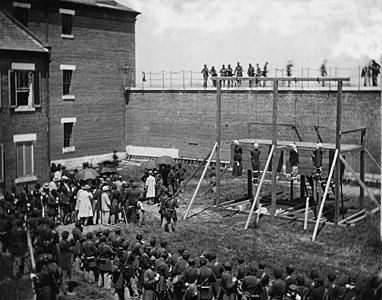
[183,143,217,220]
[312,149,339,241]
[365,148,381,171]
[339,154,380,208]
[244,145,275,229]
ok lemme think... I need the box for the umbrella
[75,168,100,181]
[140,161,159,171]
[156,155,175,166]
[101,167,118,175]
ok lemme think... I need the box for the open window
[9,63,41,111]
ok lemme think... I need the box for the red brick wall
[127,89,381,174]
[0,51,50,190]
[27,4,137,160]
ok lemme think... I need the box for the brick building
[0,9,50,189]
[1,0,139,162]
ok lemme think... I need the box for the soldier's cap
[224,262,232,270]
[248,263,257,275]
[182,250,190,260]
[103,229,110,236]
[237,258,244,264]
[75,220,82,227]
[188,257,195,265]
[117,247,124,252]
[327,272,337,282]
[159,240,168,247]
[199,256,206,264]
[136,233,143,240]
[62,230,70,238]
[286,264,295,273]
[178,245,185,253]
[258,262,266,269]
[115,227,121,234]
[289,284,297,291]
[43,182,49,189]
[273,268,283,278]
[95,230,102,236]
[296,275,305,285]
[209,253,216,260]
[315,277,324,285]
[86,232,93,239]
[100,235,107,242]
[122,181,127,187]
[149,256,156,263]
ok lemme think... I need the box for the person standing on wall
[262,61,268,87]
[210,66,218,87]
[233,140,243,177]
[234,62,243,87]
[286,60,293,87]
[320,60,327,87]
[247,63,255,87]
[201,64,209,88]
[220,64,227,87]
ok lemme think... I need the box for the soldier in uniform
[161,194,179,232]
[98,235,114,288]
[9,218,27,275]
[220,262,238,300]
[156,250,170,300]
[83,231,99,284]
[207,253,225,300]
[143,257,160,300]
[111,227,125,250]
[295,274,309,300]
[173,250,191,300]
[72,220,85,272]
[58,231,73,295]
[284,264,296,288]
[267,269,286,300]
[198,256,216,300]
[183,258,200,300]
[33,253,60,300]
[240,263,264,300]
[235,258,247,300]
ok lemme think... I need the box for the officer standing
[82,232,99,284]
[58,231,73,295]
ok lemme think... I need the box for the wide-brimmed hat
[43,182,49,189]
[102,185,109,191]
[83,185,91,190]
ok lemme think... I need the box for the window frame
[60,65,76,100]
[61,118,76,153]
[13,134,37,184]
[59,8,75,39]
[9,63,41,111]
[13,2,31,27]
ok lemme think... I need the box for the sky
[117,0,382,83]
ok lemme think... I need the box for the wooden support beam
[335,81,342,225]
[339,127,367,135]
[245,145,275,229]
[360,129,366,208]
[365,148,381,171]
[339,154,380,208]
[347,207,380,224]
[312,149,338,241]
[216,80,221,207]
[271,81,278,217]
[338,209,366,225]
[183,143,217,220]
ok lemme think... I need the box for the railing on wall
[141,67,379,90]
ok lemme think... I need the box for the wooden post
[312,150,338,241]
[216,79,221,207]
[335,81,342,225]
[247,169,253,197]
[183,143,217,220]
[304,197,309,230]
[300,175,305,203]
[271,81,278,217]
[380,54,382,243]
[245,145,275,229]
[313,178,317,207]
[290,179,294,202]
[360,129,366,208]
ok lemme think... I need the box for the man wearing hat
[111,227,125,251]
[233,140,243,177]
[143,257,160,300]
[268,269,286,299]
[98,235,113,288]
[72,220,85,272]
[183,258,200,300]
[207,253,225,299]
[251,143,261,184]
[145,170,156,205]
[129,181,142,225]
[58,230,73,295]
[77,185,93,226]
[173,250,191,300]
[220,262,238,300]
[240,263,264,300]
[198,256,216,300]
[101,185,111,225]
[309,277,325,300]
[83,232,99,284]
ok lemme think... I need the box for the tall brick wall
[27,3,137,160]
[127,89,381,174]
[0,52,50,189]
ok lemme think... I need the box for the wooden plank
[338,209,366,225]
[245,145,275,229]
[271,81,278,217]
[216,79,221,207]
[335,81,342,225]
[340,127,367,135]
[365,148,381,171]
[339,154,380,208]
[312,150,338,241]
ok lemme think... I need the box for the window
[13,2,30,27]
[13,134,36,183]
[0,144,3,183]
[61,118,76,153]
[59,8,75,38]
[9,63,41,111]
[63,70,72,95]
[60,65,76,99]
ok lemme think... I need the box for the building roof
[60,0,140,14]
[0,10,48,53]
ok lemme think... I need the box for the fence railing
[140,67,380,90]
